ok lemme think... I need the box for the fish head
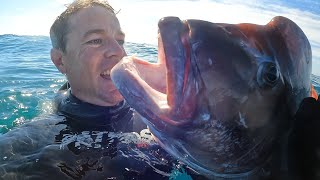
[111,16,312,177]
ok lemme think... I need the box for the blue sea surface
[0,34,319,134]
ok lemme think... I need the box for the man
[50,0,145,132]
[0,1,178,179]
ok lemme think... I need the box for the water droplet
[201,113,210,121]
[208,58,213,66]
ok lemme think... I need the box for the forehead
[68,5,122,36]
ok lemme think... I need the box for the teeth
[101,70,110,76]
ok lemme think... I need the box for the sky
[0,0,319,74]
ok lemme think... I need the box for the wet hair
[50,0,116,52]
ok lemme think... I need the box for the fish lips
[111,17,197,131]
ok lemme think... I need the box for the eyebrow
[83,29,106,39]
[118,30,126,37]
[83,29,125,39]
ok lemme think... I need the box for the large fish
[111,16,313,178]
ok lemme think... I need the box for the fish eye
[257,62,280,88]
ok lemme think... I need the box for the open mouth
[111,17,197,129]
[100,69,111,79]
[156,17,196,124]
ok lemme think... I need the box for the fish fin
[310,84,318,100]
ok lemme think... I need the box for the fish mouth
[111,17,197,130]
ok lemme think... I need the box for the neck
[70,89,121,107]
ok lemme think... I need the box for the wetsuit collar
[57,90,133,132]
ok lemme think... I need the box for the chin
[98,84,123,104]
[106,92,124,105]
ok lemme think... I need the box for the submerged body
[111,16,312,178]
[0,90,195,179]
[0,116,178,180]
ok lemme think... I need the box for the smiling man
[50,0,145,132]
[0,1,177,179]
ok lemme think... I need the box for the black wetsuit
[49,89,181,179]
[53,88,147,133]
[49,88,206,179]
[288,97,320,180]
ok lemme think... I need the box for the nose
[104,38,126,60]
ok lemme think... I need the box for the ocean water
[0,34,320,134]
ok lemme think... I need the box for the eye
[257,62,280,88]
[86,39,102,45]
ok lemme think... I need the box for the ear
[50,48,67,74]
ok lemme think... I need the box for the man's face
[63,6,126,106]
